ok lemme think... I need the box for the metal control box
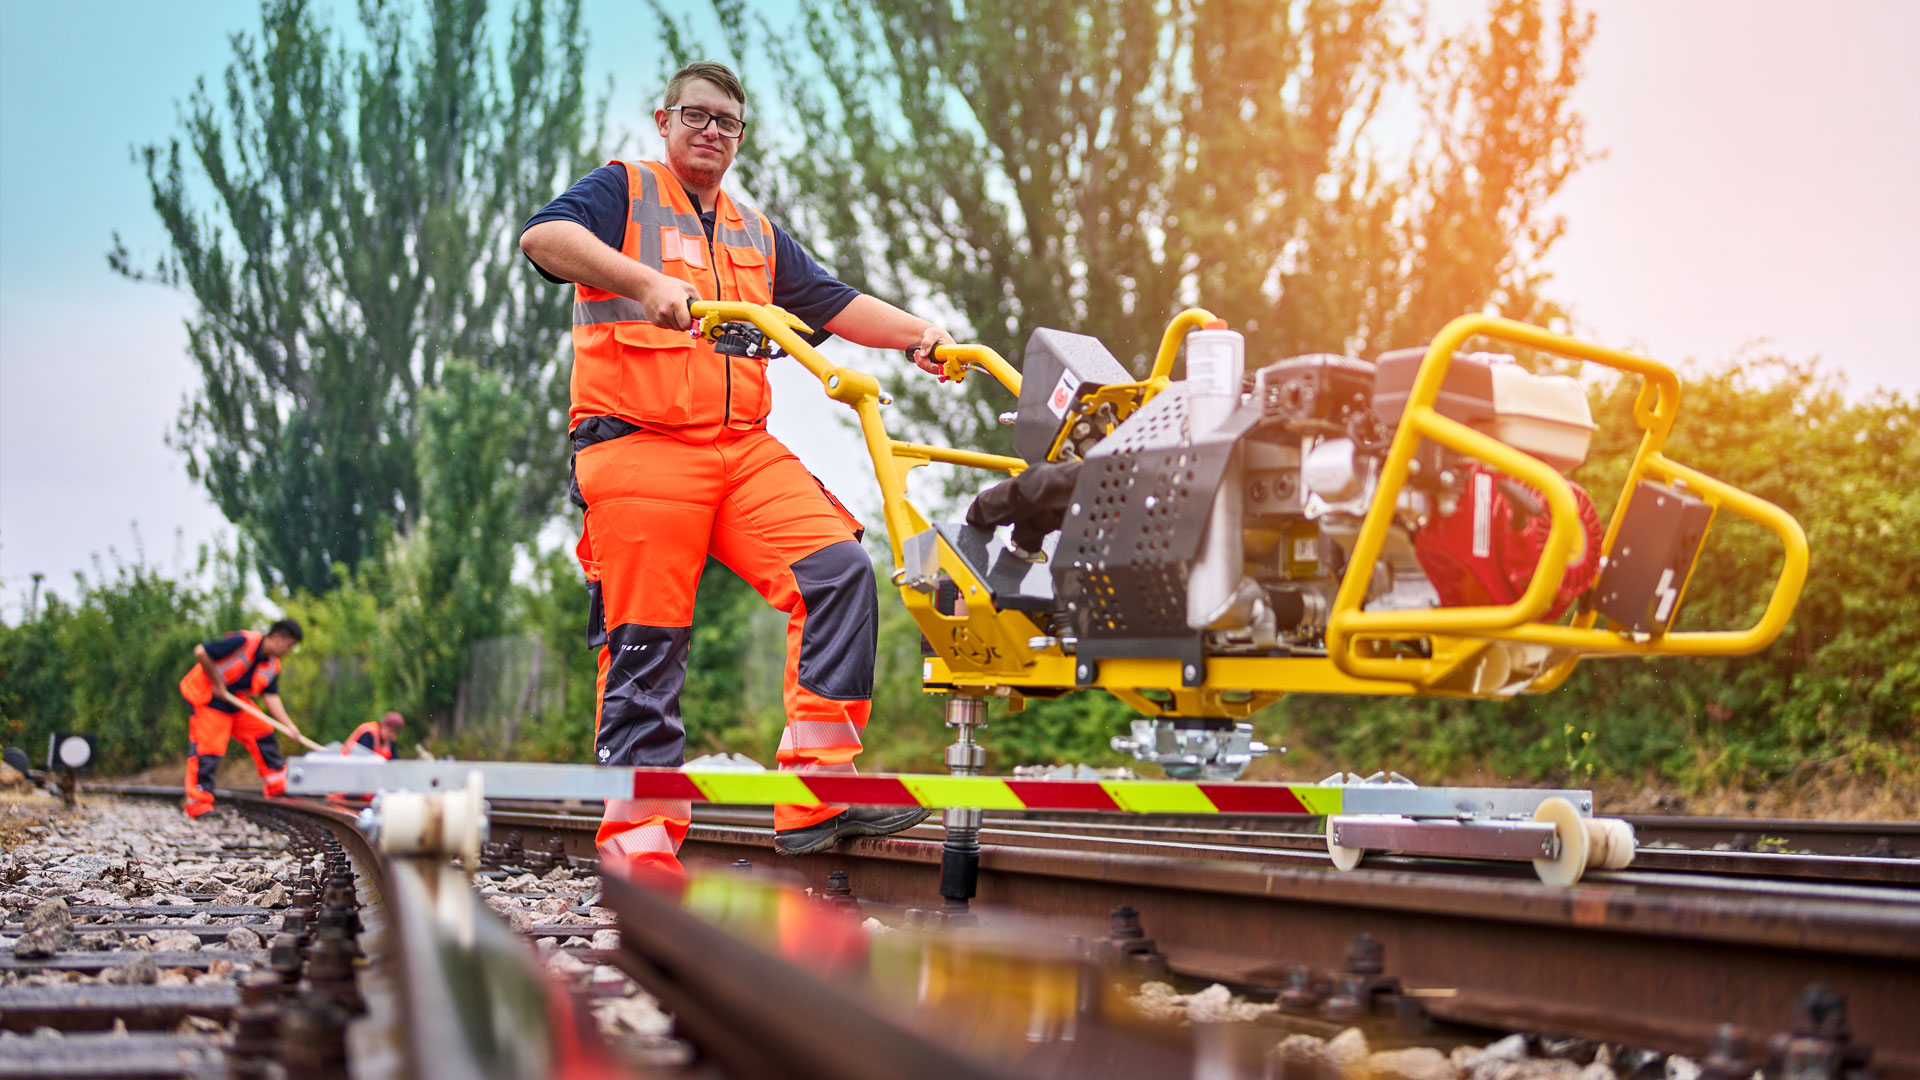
[1592,481,1714,633]
[1014,328,1133,464]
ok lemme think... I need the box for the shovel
[227,697,338,753]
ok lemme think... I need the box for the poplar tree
[112,0,600,593]
[659,0,1593,466]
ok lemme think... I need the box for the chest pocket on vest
[721,245,769,303]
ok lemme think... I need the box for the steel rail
[687,806,1920,886]
[98,786,1919,1072]
[476,797,1920,869]
[680,826,1920,1076]
[102,788,608,1080]
[596,870,1014,1080]
[478,809,1920,1078]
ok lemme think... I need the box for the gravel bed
[1131,982,1712,1080]
[0,797,306,1000]
[472,860,686,1066]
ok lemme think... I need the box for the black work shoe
[774,812,848,857]
[841,805,931,837]
[772,806,932,856]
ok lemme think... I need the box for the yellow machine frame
[688,302,1808,717]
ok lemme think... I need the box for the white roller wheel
[374,790,431,856]
[370,770,488,866]
[446,771,488,869]
[1326,816,1365,871]
[1585,817,1636,869]
[1531,796,1590,886]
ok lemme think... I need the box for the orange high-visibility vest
[570,159,779,440]
[342,721,393,759]
[179,630,279,710]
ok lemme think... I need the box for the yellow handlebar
[687,300,1025,562]
[934,344,1024,396]
[1325,313,1810,686]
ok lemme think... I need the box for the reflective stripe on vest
[572,163,776,328]
[343,721,393,759]
[180,630,278,706]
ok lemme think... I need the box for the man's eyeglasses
[666,106,746,139]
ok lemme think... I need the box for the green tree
[112,0,600,593]
[370,358,530,727]
[658,0,1591,472]
[0,542,251,775]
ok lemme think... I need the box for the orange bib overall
[570,161,876,874]
[180,631,287,817]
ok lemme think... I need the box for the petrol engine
[963,327,1606,774]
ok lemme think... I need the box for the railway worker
[343,711,405,759]
[520,60,948,873]
[180,619,304,818]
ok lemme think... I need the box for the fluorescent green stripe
[1100,780,1216,814]
[1291,786,1343,815]
[900,776,1026,809]
[689,772,822,805]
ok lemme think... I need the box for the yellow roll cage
[688,301,1808,717]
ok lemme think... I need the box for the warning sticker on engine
[1048,371,1078,418]
[1472,472,1494,559]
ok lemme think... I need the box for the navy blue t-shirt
[522,163,859,342]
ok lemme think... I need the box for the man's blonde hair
[665,61,745,110]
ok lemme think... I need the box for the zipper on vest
[711,229,731,423]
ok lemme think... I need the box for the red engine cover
[1414,465,1603,620]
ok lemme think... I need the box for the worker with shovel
[179,619,308,818]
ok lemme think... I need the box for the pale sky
[2,0,1916,613]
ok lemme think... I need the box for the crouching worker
[345,711,405,759]
[181,619,304,818]
[326,710,405,805]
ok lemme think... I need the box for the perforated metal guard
[1053,386,1255,656]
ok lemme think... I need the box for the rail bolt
[314,911,362,959]
[307,931,365,1016]
[279,998,350,1079]
[823,869,859,910]
[1768,984,1867,1080]
[268,932,305,983]
[1278,966,1323,1013]
[231,971,284,1067]
[1320,972,1367,1023]
[1343,932,1385,976]
[281,909,311,945]
[1792,984,1850,1040]
[1100,905,1167,978]
[1701,1024,1753,1080]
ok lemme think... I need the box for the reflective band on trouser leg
[708,433,877,833]
[184,707,235,817]
[184,750,219,818]
[597,799,692,878]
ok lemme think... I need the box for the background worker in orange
[344,711,405,758]
[520,61,952,870]
[180,619,304,818]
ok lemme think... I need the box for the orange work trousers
[574,427,877,875]
[184,703,287,817]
